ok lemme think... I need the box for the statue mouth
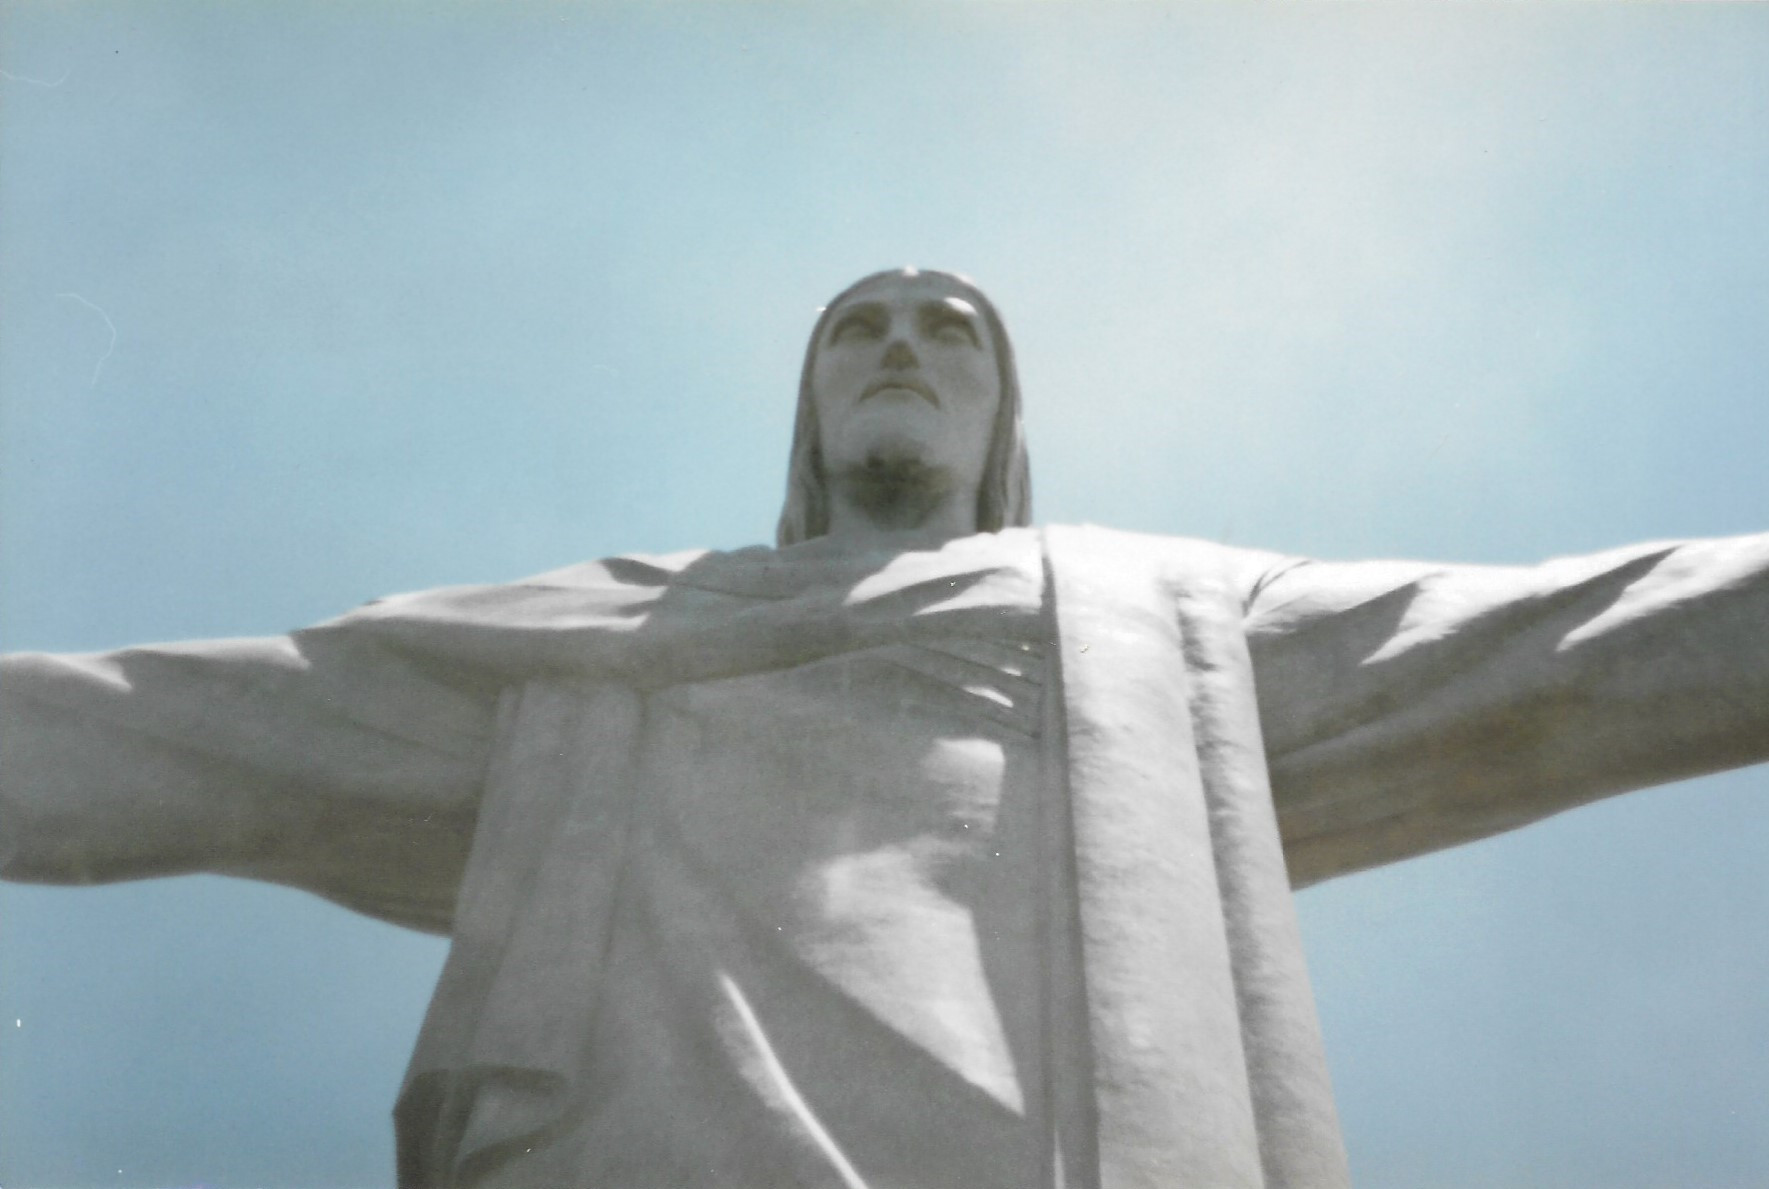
[861,376,939,407]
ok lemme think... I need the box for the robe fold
[4,526,1767,1188]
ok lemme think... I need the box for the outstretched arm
[1244,533,1769,887]
[0,628,498,932]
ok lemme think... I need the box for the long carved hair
[775,269,1032,547]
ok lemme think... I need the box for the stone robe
[4,526,1767,1189]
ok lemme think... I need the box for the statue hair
[776,269,1032,547]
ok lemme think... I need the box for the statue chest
[640,631,1054,1115]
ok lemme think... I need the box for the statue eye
[830,313,883,343]
[928,315,981,347]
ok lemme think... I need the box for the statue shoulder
[520,546,718,590]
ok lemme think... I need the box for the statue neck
[823,465,979,549]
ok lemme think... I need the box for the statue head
[776,268,1032,547]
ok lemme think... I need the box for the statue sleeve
[0,626,498,933]
[1241,533,1769,887]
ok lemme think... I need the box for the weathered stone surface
[4,272,1766,1187]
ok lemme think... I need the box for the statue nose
[881,340,917,369]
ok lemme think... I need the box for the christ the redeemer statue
[3,269,1766,1189]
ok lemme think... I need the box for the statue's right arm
[0,629,500,933]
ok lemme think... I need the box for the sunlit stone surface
[4,272,1766,1188]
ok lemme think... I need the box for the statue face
[810,271,1003,501]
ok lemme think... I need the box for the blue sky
[2,4,1767,1187]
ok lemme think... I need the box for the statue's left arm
[1242,533,1769,887]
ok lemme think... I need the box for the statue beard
[828,448,957,532]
